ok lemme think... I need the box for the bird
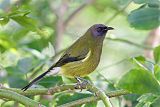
[21,24,114,91]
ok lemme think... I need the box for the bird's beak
[103,26,114,31]
[107,27,114,30]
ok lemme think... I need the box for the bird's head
[90,24,114,37]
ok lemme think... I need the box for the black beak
[103,26,114,31]
[107,26,114,30]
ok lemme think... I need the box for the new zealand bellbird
[22,24,114,91]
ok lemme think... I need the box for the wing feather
[55,48,89,67]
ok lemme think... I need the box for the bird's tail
[21,65,57,91]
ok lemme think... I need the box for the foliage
[0,0,160,107]
[128,0,160,30]
[117,46,160,106]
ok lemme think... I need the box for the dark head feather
[90,24,114,37]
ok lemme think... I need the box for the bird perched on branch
[22,24,114,91]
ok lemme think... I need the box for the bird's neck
[82,31,105,53]
[88,36,104,50]
[88,36,104,57]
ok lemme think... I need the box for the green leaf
[154,64,160,82]
[84,101,97,107]
[11,28,30,42]
[56,92,93,106]
[131,56,154,71]
[0,34,16,50]
[8,10,31,17]
[11,16,37,31]
[136,93,158,107]
[5,66,23,76]
[116,68,160,95]
[123,94,140,106]
[17,57,33,73]
[151,97,160,107]
[8,76,28,88]
[0,17,9,25]
[131,56,146,67]
[26,36,51,51]
[38,76,63,88]
[128,7,160,30]
[5,9,37,30]
[133,56,146,62]
[133,0,160,7]
[17,57,40,73]
[153,45,160,64]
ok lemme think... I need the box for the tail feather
[21,70,50,91]
[21,65,57,91]
[21,65,60,91]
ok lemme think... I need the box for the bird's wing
[54,47,89,67]
[21,45,90,91]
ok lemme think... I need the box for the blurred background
[0,0,160,106]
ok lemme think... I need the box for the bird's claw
[74,77,90,91]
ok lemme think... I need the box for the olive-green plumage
[22,24,113,91]
[60,29,104,77]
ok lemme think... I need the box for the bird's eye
[97,27,103,32]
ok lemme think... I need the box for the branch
[2,84,78,96]
[98,58,128,72]
[105,0,132,24]
[2,84,130,107]
[0,89,45,107]
[85,81,112,107]
[64,0,95,26]
[64,3,87,26]
[58,90,130,107]
[106,37,153,50]
[50,0,68,52]
[2,84,130,97]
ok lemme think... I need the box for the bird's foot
[74,77,90,91]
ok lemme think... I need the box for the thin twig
[98,58,128,72]
[64,3,87,26]
[105,0,132,24]
[97,72,114,86]
[106,37,153,50]
[96,58,128,85]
